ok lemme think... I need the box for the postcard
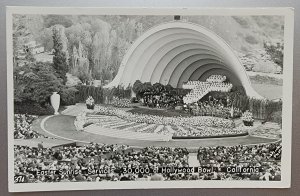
[7,7,294,192]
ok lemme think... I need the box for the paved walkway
[61,104,88,116]
[14,138,75,148]
[33,115,279,150]
[188,153,200,167]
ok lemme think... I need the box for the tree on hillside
[70,41,92,84]
[101,67,113,82]
[24,49,35,64]
[14,62,63,106]
[72,60,91,84]
[90,20,114,80]
[136,22,144,37]
[132,80,143,94]
[44,15,73,28]
[117,18,138,42]
[264,41,284,69]
[64,20,118,81]
[13,15,44,66]
[65,23,92,58]
[153,83,164,94]
[140,82,154,94]
[38,28,53,51]
[65,23,85,53]
[13,15,29,65]
[52,25,69,83]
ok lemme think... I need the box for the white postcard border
[6,6,294,192]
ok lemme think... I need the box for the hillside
[13,14,284,80]
[186,15,284,53]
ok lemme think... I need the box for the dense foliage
[14,62,62,106]
[75,85,104,104]
[60,87,78,106]
[202,86,282,122]
[52,25,69,83]
[14,61,78,115]
[13,15,284,82]
[241,110,254,122]
[133,80,190,99]
[12,15,284,120]
[264,41,284,69]
[73,85,131,105]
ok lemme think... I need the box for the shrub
[241,110,254,122]
[14,62,63,106]
[132,80,143,94]
[264,41,284,69]
[270,111,282,126]
[15,102,55,116]
[75,85,132,104]
[131,97,138,103]
[75,85,104,104]
[60,87,78,106]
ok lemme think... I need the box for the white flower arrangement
[74,112,87,131]
[111,96,130,108]
[241,110,254,122]
[94,105,235,128]
[85,96,95,106]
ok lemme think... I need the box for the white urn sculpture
[50,92,60,115]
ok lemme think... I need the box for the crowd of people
[183,80,233,104]
[14,143,189,182]
[14,114,44,139]
[191,100,242,119]
[206,75,227,83]
[13,73,281,183]
[197,142,282,180]
[130,76,236,117]
[140,94,184,109]
[14,141,282,182]
[79,111,247,138]
[183,82,211,104]
[94,105,235,128]
[172,126,247,137]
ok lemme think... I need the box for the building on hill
[23,40,44,54]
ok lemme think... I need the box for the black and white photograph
[6,7,294,192]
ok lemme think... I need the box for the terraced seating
[83,114,248,140]
[84,114,173,141]
[84,123,172,141]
